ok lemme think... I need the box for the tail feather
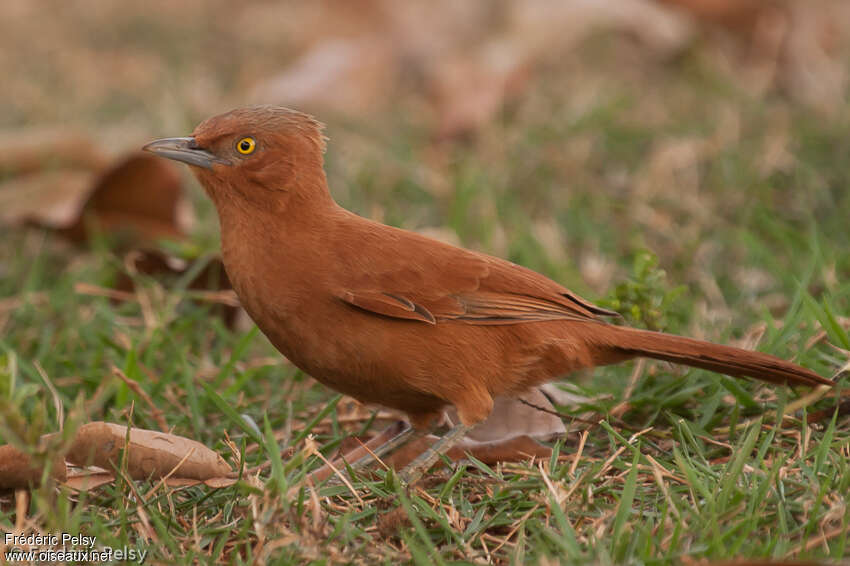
[601,326,831,387]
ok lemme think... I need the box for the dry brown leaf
[446,389,566,443]
[63,470,115,492]
[66,422,231,481]
[203,477,239,489]
[63,469,238,492]
[159,476,237,488]
[450,434,554,465]
[0,444,67,489]
[160,477,202,488]
[0,170,95,229]
[0,145,187,246]
[56,153,186,244]
[383,433,554,470]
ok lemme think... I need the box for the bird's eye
[236,137,256,155]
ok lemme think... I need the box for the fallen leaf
[446,389,566,442]
[67,422,231,481]
[159,477,201,488]
[0,444,67,489]
[63,470,115,492]
[0,138,187,246]
[0,170,94,229]
[55,153,186,244]
[202,477,239,489]
[456,434,555,464]
[381,433,554,470]
[63,468,238,492]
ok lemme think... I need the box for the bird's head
[144,105,329,210]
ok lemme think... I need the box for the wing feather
[333,216,618,325]
[335,290,437,324]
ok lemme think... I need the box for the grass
[1,7,850,564]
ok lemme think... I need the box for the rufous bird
[145,106,831,482]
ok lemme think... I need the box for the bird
[144,105,832,482]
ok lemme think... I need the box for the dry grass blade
[34,362,63,431]
[111,366,169,433]
[305,436,364,506]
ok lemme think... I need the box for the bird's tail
[595,325,831,387]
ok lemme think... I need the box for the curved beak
[142,137,229,169]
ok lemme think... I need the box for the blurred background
[2,0,848,327]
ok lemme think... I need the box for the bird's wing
[333,224,617,325]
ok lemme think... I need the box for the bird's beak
[142,137,229,169]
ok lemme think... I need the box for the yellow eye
[236,137,256,155]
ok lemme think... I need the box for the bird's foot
[325,421,418,486]
[399,422,472,485]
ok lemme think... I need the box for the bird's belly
[248,302,450,414]
[273,337,449,416]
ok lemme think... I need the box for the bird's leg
[321,421,426,486]
[399,422,473,485]
[344,421,421,471]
